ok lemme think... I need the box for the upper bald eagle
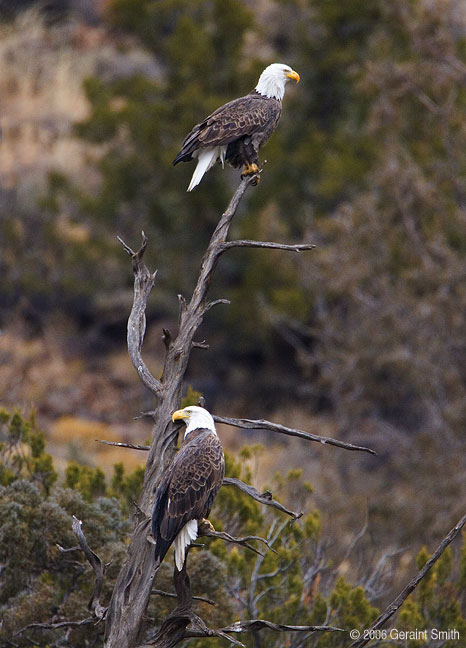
[173,63,300,191]
[152,406,225,571]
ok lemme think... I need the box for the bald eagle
[173,63,300,191]
[152,406,225,571]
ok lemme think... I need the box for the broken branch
[221,240,315,253]
[97,439,150,451]
[72,516,106,619]
[56,543,81,553]
[14,617,96,637]
[215,415,377,456]
[350,511,466,647]
[151,589,216,606]
[223,476,302,518]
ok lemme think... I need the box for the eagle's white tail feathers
[174,519,198,570]
[187,146,227,191]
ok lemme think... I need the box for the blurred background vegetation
[1,0,466,644]
[2,408,466,646]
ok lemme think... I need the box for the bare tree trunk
[104,178,255,648]
[102,175,342,647]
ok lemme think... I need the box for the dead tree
[101,175,372,648]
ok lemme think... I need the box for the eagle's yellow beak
[285,70,300,83]
[172,409,188,422]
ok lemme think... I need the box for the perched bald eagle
[173,63,300,191]
[152,406,225,571]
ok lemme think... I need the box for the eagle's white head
[255,63,300,101]
[171,405,217,437]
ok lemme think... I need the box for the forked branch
[197,520,276,557]
[117,232,162,397]
[26,518,108,640]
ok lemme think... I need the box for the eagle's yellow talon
[241,163,260,179]
[199,518,215,533]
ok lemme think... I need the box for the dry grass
[50,415,147,473]
[0,321,155,472]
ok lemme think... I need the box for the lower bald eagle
[152,406,225,571]
[173,63,300,191]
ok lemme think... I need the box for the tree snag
[103,176,366,647]
[104,176,261,648]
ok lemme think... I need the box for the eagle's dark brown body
[152,428,225,567]
[173,90,282,169]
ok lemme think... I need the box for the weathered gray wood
[215,415,377,455]
[104,174,321,648]
[104,177,255,648]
